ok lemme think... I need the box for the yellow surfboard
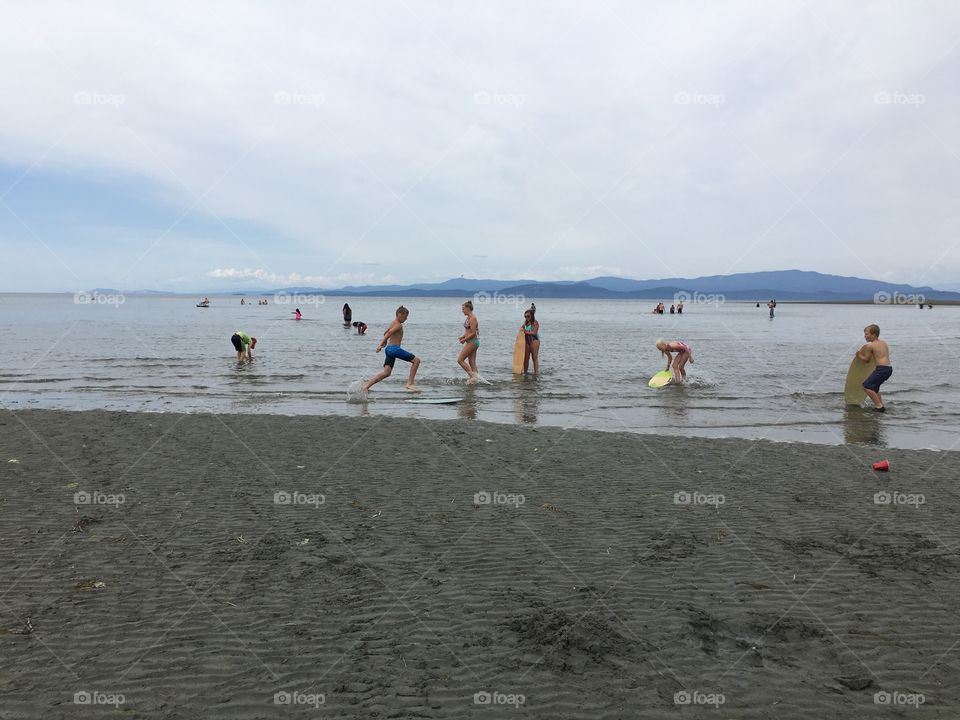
[648,370,674,388]
[844,356,876,405]
[512,330,526,374]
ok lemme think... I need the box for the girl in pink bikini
[656,339,693,384]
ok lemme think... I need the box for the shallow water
[1,293,958,450]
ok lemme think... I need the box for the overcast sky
[1,1,959,291]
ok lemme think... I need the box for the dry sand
[1,409,958,718]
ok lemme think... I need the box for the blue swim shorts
[384,345,415,367]
[863,365,892,392]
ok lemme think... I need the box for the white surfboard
[405,398,462,405]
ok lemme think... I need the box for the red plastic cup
[872,459,890,471]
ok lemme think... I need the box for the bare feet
[405,384,421,392]
[466,374,478,385]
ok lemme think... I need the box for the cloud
[205,267,397,288]
[2,2,960,290]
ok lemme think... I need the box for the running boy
[656,338,693,384]
[361,306,420,394]
[856,324,892,411]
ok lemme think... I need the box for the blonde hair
[865,324,880,337]
[462,300,474,311]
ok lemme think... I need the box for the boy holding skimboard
[855,324,892,411]
[361,306,420,395]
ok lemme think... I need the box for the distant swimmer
[361,305,420,394]
[669,304,676,314]
[768,299,776,318]
[231,331,257,364]
[652,303,665,314]
[352,321,367,335]
[521,307,540,374]
[294,308,302,320]
[677,301,684,314]
[343,303,352,327]
[656,338,693,385]
[856,324,892,412]
[457,300,480,384]
[240,298,246,305]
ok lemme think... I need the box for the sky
[1,1,959,292]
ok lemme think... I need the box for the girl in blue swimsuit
[457,300,480,384]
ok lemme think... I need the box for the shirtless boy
[856,324,892,411]
[361,306,420,395]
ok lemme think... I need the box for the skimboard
[648,370,674,388]
[512,330,526,374]
[844,356,876,405]
[405,397,461,405]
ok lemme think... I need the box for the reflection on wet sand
[844,406,885,446]
[458,385,479,420]
[656,387,690,423]
[512,376,540,424]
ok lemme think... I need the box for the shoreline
[2,409,960,718]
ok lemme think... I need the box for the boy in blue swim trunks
[361,305,421,395]
[856,324,892,412]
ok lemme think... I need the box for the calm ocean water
[2,293,958,450]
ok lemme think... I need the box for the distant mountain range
[95,270,960,302]
[261,270,960,302]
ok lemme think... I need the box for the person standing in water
[856,324,892,412]
[656,338,693,385]
[768,299,776,318]
[361,306,420,395]
[294,308,302,320]
[457,300,480,384]
[343,303,352,327]
[231,331,257,363]
[521,308,540,374]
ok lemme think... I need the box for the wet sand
[1,409,959,718]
